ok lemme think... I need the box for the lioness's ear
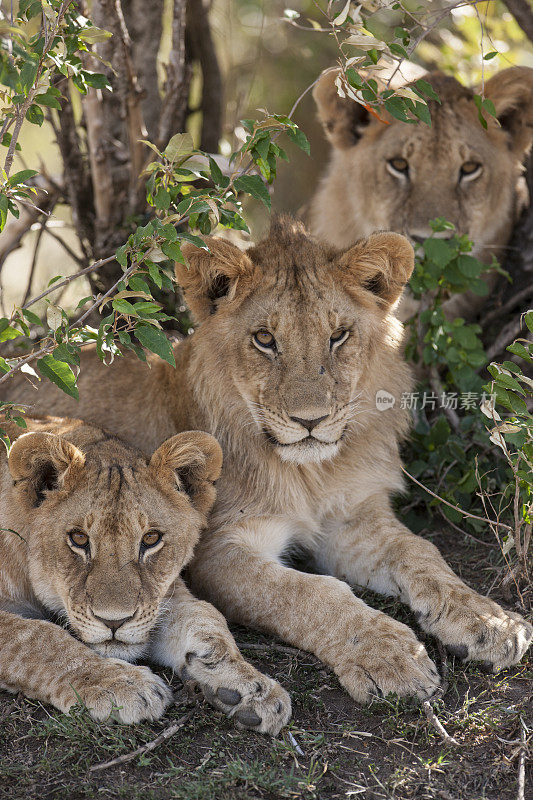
[313,67,371,149]
[8,432,85,507]
[337,232,414,308]
[150,431,223,516]
[483,67,533,157]
[176,238,255,322]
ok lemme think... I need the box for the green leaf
[423,238,454,269]
[154,187,171,210]
[25,104,44,126]
[285,126,310,155]
[525,311,533,334]
[78,25,113,43]
[22,308,41,325]
[161,241,184,262]
[34,92,61,109]
[414,79,440,103]
[7,169,38,187]
[82,71,110,89]
[52,343,80,366]
[484,51,498,60]
[164,133,194,163]
[234,175,271,209]
[178,231,208,250]
[134,324,175,367]
[112,299,138,316]
[0,326,23,343]
[37,355,78,400]
[115,245,129,267]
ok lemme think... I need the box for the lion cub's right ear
[8,432,85,507]
[150,431,223,516]
[177,238,256,322]
[313,67,372,149]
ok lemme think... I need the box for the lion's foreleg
[318,493,532,672]
[0,609,172,722]
[188,521,441,704]
[149,577,290,734]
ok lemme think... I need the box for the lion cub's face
[179,219,414,466]
[311,68,533,255]
[9,427,222,660]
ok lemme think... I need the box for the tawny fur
[5,218,532,705]
[0,417,290,732]
[309,67,533,318]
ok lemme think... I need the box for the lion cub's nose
[289,415,328,432]
[94,614,133,633]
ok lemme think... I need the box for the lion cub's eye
[330,329,349,349]
[387,157,409,177]
[460,161,482,181]
[141,531,162,549]
[253,330,276,353]
[68,530,89,550]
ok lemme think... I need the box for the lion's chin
[88,640,149,662]
[276,440,340,465]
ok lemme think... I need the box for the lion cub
[0,417,290,732]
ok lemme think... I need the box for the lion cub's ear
[337,232,414,309]
[8,432,85,507]
[176,238,255,322]
[484,67,533,157]
[150,431,223,516]
[313,67,371,149]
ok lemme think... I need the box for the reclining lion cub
[0,417,290,731]
[6,219,532,705]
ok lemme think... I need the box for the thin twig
[42,226,86,267]
[21,219,46,306]
[402,467,513,532]
[89,709,194,772]
[422,701,460,748]
[517,717,527,800]
[22,255,115,310]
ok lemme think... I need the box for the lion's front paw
[336,620,441,703]
[182,655,291,735]
[70,660,173,723]
[420,593,532,673]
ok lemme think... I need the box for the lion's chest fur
[210,430,404,559]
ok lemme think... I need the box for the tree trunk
[54,0,221,297]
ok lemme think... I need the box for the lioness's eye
[253,330,276,352]
[330,329,349,349]
[460,161,482,180]
[141,531,162,548]
[387,157,409,176]
[68,530,89,549]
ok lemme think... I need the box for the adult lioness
[6,219,532,704]
[0,417,290,731]
[309,66,533,270]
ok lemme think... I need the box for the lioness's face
[312,69,533,257]
[180,221,414,466]
[10,430,221,661]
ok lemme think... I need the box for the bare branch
[21,220,46,306]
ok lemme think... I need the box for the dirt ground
[0,527,531,800]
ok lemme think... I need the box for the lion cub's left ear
[337,232,414,309]
[9,432,85,507]
[150,431,223,516]
[176,238,256,323]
